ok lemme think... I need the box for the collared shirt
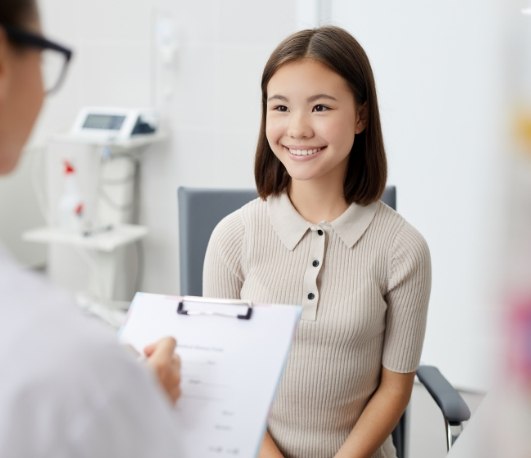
[268,193,379,320]
[203,192,431,458]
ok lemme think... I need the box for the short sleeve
[202,210,245,300]
[382,221,431,373]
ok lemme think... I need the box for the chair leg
[445,421,464,451]
[392,409,408,458]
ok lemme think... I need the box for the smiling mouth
[285,146,325,157]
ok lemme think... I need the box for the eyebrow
[267,94,338,103]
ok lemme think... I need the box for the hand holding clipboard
[119,293,301,458]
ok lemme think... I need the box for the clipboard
[119,293,302,458]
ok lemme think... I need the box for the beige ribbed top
[203,193,431,458]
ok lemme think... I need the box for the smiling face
[265,58,366,189]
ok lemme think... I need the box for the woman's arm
[258,431,285,458]
[333,368,415,458]
[332,223,430,457]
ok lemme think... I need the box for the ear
[0,29,11,101]
[355,102,368,134]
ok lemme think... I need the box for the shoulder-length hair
[254,26,387,206]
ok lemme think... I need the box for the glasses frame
[1,23,73,94]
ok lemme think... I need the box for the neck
[288,178,348,224]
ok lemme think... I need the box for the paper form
[119,293,301,458]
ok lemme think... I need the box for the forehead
[267,58,351,96]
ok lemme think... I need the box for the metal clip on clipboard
[177,296,253,320]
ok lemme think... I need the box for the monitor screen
[82,114,126,130]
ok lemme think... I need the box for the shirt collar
[267,193,310,250]
[330,200,379,248]
[267,192,379,250]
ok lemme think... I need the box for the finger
[170,386,182,404]
[143,337,168,357]
[159,368,181,404]
[144,336,177,358]
[168,382,182,404]
[143,340,159,357]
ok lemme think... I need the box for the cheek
[20,56,44,114]
[326,118,356,148]
[265,117,282,146]
[32,58,45,110]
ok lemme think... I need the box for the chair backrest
[178,187,258,296]
[381,185,396,211]
[177,185,405,455]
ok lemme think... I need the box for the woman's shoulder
[374,201,430,255]
[214,197,264,228]
[209,197,266,245]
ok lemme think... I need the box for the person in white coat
[0,1,182,456]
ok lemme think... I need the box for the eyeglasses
[1,24,73,94]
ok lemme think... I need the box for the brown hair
[0,0,38,51]
[254,26,387,205]
[0,0,37,27]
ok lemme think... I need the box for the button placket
[301,226,326,320]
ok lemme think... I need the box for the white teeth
[288,148,322,156]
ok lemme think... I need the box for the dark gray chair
[177,185,470,458]
[178,187,259,297]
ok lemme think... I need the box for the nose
[287,112,313,139]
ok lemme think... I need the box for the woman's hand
[144,337,182,404]
[258,431,285,458]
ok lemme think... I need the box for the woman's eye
[273,105,288,112]
[313,104,329,112]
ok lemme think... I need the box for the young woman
[0,1,181,456]
[203,26,431,458]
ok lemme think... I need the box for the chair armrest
[416,365,471,425]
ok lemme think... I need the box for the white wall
[328,0,507,390]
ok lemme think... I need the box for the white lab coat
[0,245,182,458]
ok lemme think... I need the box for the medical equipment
[24,108,164,306]
[71,107,158,142]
